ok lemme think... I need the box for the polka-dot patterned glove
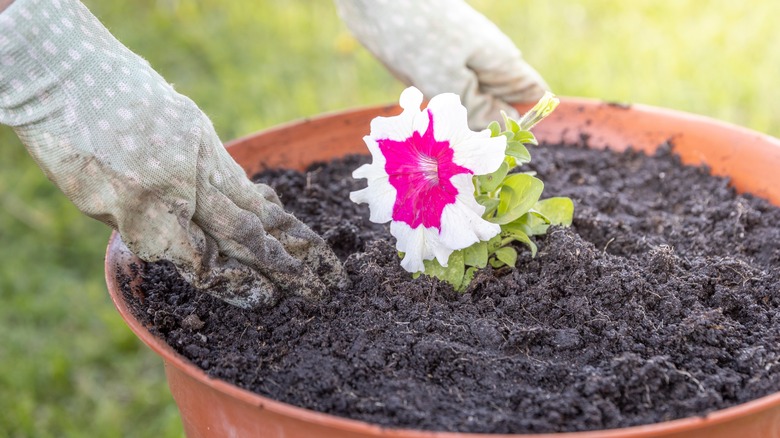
[335,0,550,130]
[0,0,347,308]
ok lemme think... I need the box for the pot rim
[105,97,780,437]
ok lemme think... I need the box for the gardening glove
[0,0,347,308]
[335,0,550,130]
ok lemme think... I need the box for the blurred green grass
[1,1,779,436]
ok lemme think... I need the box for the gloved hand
[334,0,549,130]
[0,0,347,308]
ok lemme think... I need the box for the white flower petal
[399,86,423,111]
[412,107,430,136]
[361,136,384,164]
[391,222,452,273]
[426,92,470,143]
[349,176,396,223]
[439,202,501,249]
[392,222,429,273]
[450,173,486,216]
[353,138,388,183]
[352,162,382,181]
[451,134,507,175]
[401,253,424,273]
[369,87,422,141]
[426,92,507,175]
[431,241,454,268]
[436,174,502,249]
[369,114,414,141]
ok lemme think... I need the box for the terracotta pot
[105,98,780,437]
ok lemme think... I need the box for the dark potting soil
[122,142,780,434]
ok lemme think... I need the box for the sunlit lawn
[1,1,779,436]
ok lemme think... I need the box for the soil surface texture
[123,142,780,434]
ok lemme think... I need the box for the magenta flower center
[378,110,472,230]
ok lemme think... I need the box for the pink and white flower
[350,87,507,273]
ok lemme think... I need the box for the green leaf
[485,235,505,268]
[494,246,518,267]
[506,141,532,163]
[512,212,550,236]
[512,130,538,146]
[489,246,519,268]
[533,197,574,226]
[504,211,551,236]
[491,174,544,225]
[476,195,500,217]
[422,250,465,290]
[476,161,509,193]
[464,241,488,268]
[501,110,521,133]
[461,267,478,291]
[501,224,538,256]
[504,155,517,169]
[487,234,503,253]
[487,121,501,137]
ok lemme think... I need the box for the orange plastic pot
[105,98,780,437]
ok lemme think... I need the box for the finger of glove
[218,177,349,292]
[253,182,283,207]
[175,233,282,309]
[112,193,281,308]
[207,142,349,291]
[193,179,329,299]
[467,46,550,104]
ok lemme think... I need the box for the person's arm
[335,0,548,130]
[0,0,346,307]
[0,0,13,13]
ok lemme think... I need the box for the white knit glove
[335,0,549,129]
[0,0,347,308]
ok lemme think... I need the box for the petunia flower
[350,87,507,273]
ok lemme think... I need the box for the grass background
[2,1,779,436]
